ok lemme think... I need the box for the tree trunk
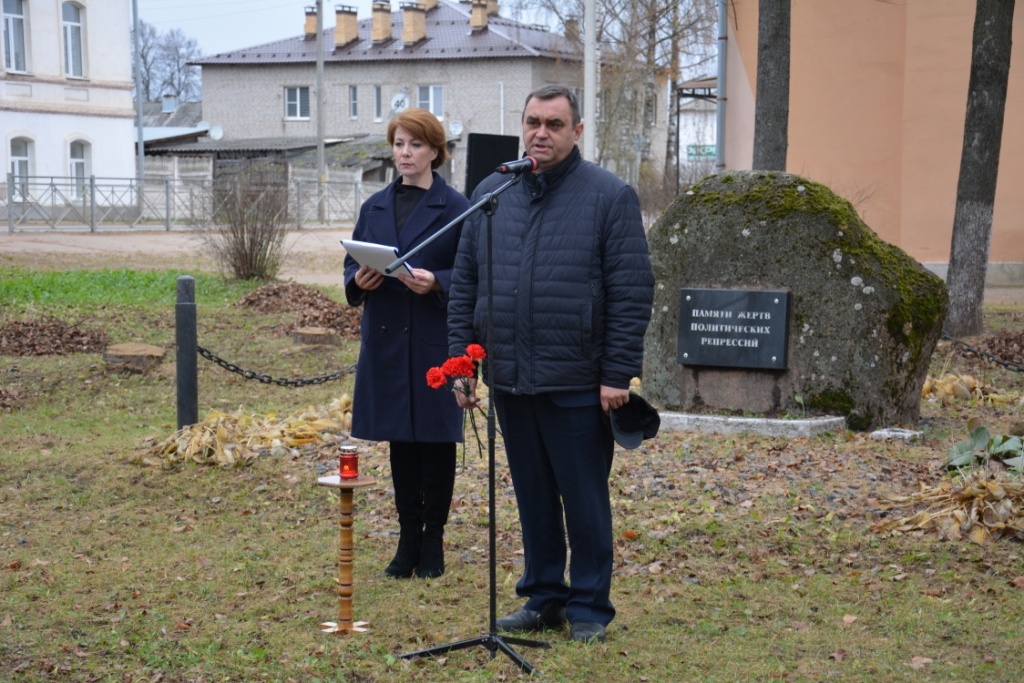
[752,0,790,171]
[944,0,1015,338]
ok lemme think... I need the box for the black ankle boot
[387,443,424,578]
[385,525,421,578]
[416,530,444,578]
[416,445,456,579]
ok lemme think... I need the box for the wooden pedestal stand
[316,474,375,634]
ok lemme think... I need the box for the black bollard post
[176,276,198,429]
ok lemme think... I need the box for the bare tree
[132,19,161,102]
[509,0,715,204]
[132,22,202,102]
[944,0,1015,338]
[158,29,203,102]
[752,0,790,171]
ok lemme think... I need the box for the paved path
[0,227,354,286]
[1,227,1021,302]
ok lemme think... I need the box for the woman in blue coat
[344,108,469,579]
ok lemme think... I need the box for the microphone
[495,156,538,174]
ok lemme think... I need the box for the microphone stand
[388,172,549,674]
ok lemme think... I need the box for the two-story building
[1,0,137,200]
[194,0,609,194]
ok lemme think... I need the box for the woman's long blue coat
[343,173,470,443]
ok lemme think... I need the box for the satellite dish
[196,120,211,131]
[448,120,464,137]
[209,125,224,141]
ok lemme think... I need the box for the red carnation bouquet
[426,344,487,458]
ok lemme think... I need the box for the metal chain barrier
[942,333,1024,374]
[197,345,355,387]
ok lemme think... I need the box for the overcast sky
[136,0,386,57]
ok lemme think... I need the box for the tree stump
[103,343,166,373]
[292,327,341,347]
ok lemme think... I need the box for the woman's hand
[354,265,384,291]
[397,268,440,295]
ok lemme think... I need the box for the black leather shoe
[496,603,567,633]
[570,621,607,643]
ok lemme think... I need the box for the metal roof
[193,0,578,66]
[145,136,353,155]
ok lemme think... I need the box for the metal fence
[2,174,385,232]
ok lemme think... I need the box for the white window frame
[285,86,310,120]
[349,85,358,119]
[2,0,27,73]
[62,2,83,78]
[374,85,382,121]
[9,136,30,201]
[417,84,443,119]
[69,140,88,198]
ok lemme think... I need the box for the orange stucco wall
[725,0,1023,282]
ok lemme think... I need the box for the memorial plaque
[677,288,790,369]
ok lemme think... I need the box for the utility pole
[316,0,326,222]
[132,0,145,199]
[583,0,597,161]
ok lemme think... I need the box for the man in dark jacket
[448,85,655,643]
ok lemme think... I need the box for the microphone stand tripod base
[319,620,370,635]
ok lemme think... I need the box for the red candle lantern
[339,445,359,479]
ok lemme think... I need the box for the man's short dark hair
[524,85,582,127]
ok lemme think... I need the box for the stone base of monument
[659,411,846,438]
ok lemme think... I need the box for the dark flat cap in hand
[610,393,660,449]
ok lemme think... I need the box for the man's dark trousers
[493,391,616,627]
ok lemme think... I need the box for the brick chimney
[564,16,579,44]
[487,0,499,16]
[470,0,488,30]
[334,5,359,47]
[421,0,438,10]
[371,1,392,43]
[401,3,427,45]
[304,6,317,40]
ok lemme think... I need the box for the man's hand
[600,385,629,414]
[454,377,478,409]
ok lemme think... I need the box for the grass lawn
[1,256,1023,682]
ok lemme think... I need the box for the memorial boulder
[643,171,948,430]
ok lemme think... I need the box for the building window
[349,85,358,119]
[418,84,443,119]
[2,0,27,72]
[285,86,310,119]
[9,136,30,200]
[62,2,84,78]
[69,140,88,198]
[374,85,382,121]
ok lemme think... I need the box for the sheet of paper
[341,239,413,278]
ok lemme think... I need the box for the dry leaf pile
[0,318,109,356]
[956,328,1024,365]
[0,386,22,411]
[236,282,361,340]
[136,395,353,469]
[874,475,1024,544]
[920,374,1013,404]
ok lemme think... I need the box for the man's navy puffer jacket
[448,147,655,395]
